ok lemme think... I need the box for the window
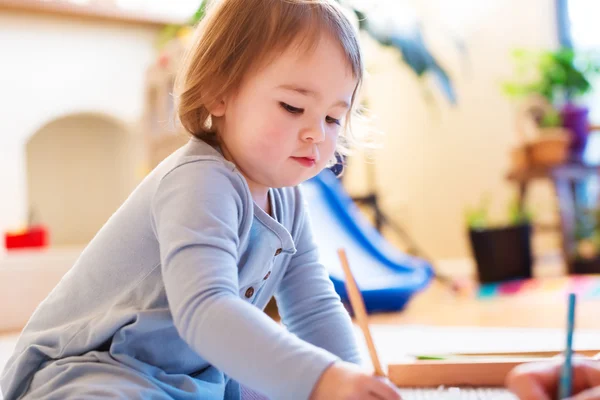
[557,0,600,217]
[564,0,600,50]
[558,0,600,163]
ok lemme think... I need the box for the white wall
[344,0,561,258]
[0,2,563,260]
[26,114,139,246]
[0,11,159,247]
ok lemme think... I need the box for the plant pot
[561,103,590,159]
[510,129,571,171]
[529,128,571,165]
[468,224,533,284]
[569,257,600,274]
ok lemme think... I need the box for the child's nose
[301,123,326,143]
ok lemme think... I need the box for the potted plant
[509,94,571,171]
[465,196,533,284]
[503,47,600,159]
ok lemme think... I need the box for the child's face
[215,34,358,196]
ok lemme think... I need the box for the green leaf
[465,194,491,229]
[503,46,600,103]
[508,196,533,225]
[540,109,562,127]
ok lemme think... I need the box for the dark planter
[561,103,590,158]
[569,257,600,274]
[468,224,533,284]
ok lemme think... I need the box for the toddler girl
[1,1,400,399]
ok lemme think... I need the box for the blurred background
[1,0,600,328]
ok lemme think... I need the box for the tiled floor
[0,332,20,400]
[0,332,19,368]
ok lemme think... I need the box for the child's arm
[274,194,362,366]
[152,161,340,400]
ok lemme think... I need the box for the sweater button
[264,271,271,280]
[245,287,255,298]
[274,248,282,256]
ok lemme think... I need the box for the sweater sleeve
[151,160,339,400]
[275,192,362,365]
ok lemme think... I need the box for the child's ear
[208,99,226,117]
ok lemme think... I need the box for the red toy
[4,225,49,250]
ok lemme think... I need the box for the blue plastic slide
[301,169,434,313]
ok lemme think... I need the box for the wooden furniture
[391,351,596,388]
[0,0,187,26]
[341,249,535,389]
[507,161,600,266]
[367,256,600,388]
[328,251,600,393]
[142,38,190,171]
[507,126,600,267]
[390,358,537,388]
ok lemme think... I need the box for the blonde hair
[174,0,364,164]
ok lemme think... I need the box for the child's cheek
[258,124,288,155]
[261,118,289,146]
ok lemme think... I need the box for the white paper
[355,324,600,366]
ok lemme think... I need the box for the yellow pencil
[337,248,386,377]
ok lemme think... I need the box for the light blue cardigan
[1,138,361,400]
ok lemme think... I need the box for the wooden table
[506,159,600,268]
[361,256,600,388]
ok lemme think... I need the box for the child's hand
[506,359,600,400]
[310,361,401,400]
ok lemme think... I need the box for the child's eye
[326,116,341,126]
[280,102,304,114]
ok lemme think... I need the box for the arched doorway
[26,113,138,247]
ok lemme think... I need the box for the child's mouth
[291,157,316,167]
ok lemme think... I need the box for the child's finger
[506,362,559,400]
[367,377,402,400]
[507,379,553,400]
[507,359,600,399]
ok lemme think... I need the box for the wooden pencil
[337,248,386,377]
